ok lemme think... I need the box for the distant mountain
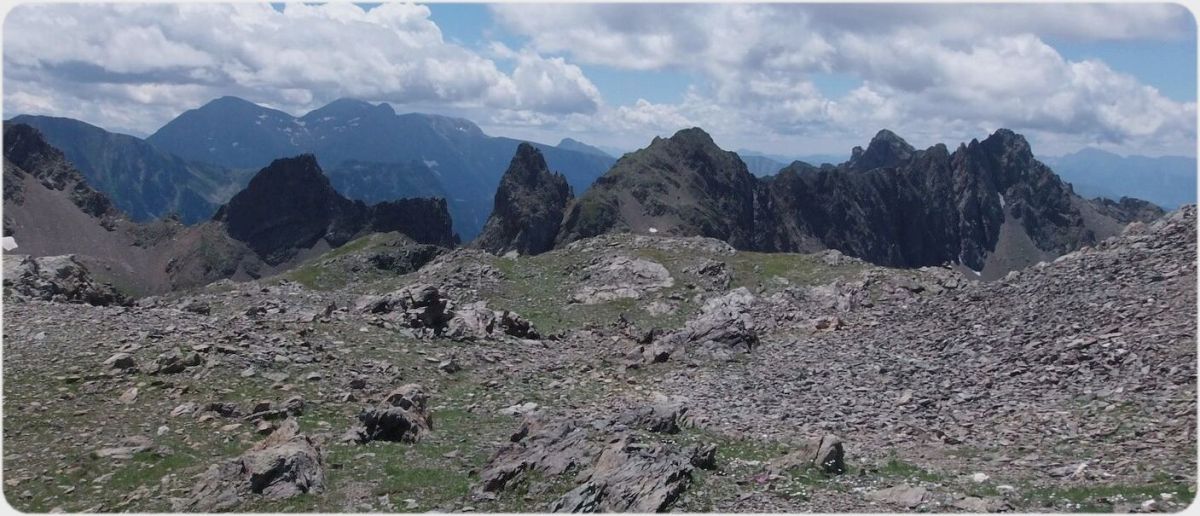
[325,160,447,206]
[554,127,1130,278]
[474,143,573,256]
[147,97,616,238]
[738,149,847,169]
[1040,148,1196,209]
[557,138,611,158]
[738,154,787,177]
[9,115,251,224]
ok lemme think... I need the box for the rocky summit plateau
[2,119,1196,514]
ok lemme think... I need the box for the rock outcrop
[474,411,710,512]
[355,284,539,340]
[174,419,325,511]
[474,143,573,256]
[2,254,127,306]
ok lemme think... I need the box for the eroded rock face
[475,143,573,256]
[571,256,674,304]
[2,254,127,306]
[174,419,324,511]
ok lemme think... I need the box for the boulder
[344,384,432,444]
[615,403,686,434]
[767,434,845,475]
[150,349,203,375]
[102,353,137,371]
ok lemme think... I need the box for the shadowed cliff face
[551,127,1124,274]
[214,154,457,266]
[473,143,573,255]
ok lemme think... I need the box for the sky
[2,2,1197,158]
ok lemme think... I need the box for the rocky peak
[848,129,916,171]
[473,143,573,256]
[214,154,457,265]
[666,127,719,149]
[214,154,359,264]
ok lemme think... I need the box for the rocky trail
[2,206,1195,513]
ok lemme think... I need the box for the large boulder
[475,410,710,513]
[355,283,452,333]
[357,285,538,340]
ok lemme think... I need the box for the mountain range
[1039,148,1197,209]
[485,127,1151,280]
[3,97,1184,291]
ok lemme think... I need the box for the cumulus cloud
[2,2,601,134]
[491,3,1196,155]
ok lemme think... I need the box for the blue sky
[4,2,1197,157]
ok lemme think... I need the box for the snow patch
[998,194,1006,208]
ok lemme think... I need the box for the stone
[438,359,461,374]
[117,387,138,404]
[103,353,136,371]
[866,485,928,508]
[615,403,686,434]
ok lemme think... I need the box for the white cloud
[2,2,601,134]
[490,3,1196,155]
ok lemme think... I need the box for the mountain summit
[557,127,762,248]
